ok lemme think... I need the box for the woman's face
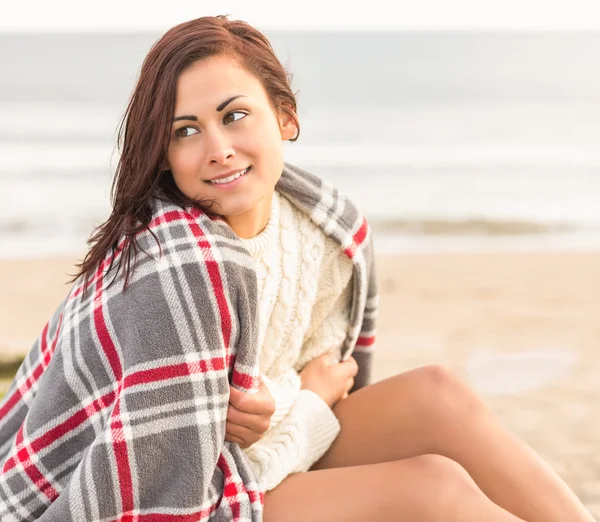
[165,55,297,235]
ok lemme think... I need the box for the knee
[412,453,474,488]
[373,456,490,520]
[415,364,463,389]
[410,365,485,419]
[407,454,483,507]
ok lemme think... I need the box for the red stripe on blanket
[226,354,260,392]
[33,390,117,454]
[355,335,375,347]
[10,427,59,501]
[3,390,117,473]
[0,314,65,419]
[111,399,135,513]
[231,370,260,391]
[124,358,227,388]
[40,321,49,355]
[344,217,368,259]
[94,263,123,381]
[116,507,219,521]
[42,313,63,367]
[0,363,42,420]
[183,215,232,350]
[71,284,83,298]
[218,453,264,520]
[155,210,233,349]
[71,242,124,299]
[0,389,23,420]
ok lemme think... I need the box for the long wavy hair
[73,15,300,288]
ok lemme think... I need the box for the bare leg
[264,455,525,522]
[312,365,595,522]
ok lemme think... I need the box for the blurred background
[0,0,599,516]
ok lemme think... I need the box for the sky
[2,0,600,32]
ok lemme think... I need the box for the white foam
[0,103,122,136]
[465,349,577,396]
[0,143,117,172]
[285,143,600,168]
[3,141,600,173]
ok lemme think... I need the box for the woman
[0,15,594,522]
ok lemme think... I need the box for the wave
[3,142,600,174]
[370,218,576,236]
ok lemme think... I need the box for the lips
[207,167,250,185]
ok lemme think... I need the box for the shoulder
[278,163,364,228]
[95,198,253,296]
[278,163,373,261]
[281,193,353,300]
[143,198,245,261]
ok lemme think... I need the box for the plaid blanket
[0,163,378,521]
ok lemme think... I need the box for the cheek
[249,127,284,163]
[169,145,202,175]
[244,116,284,153]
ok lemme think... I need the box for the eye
[223,111,247,124]
[174,126,199,138]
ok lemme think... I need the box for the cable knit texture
[240,191,354,491]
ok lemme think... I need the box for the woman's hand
[226,377,276,449]
[299,353,358,408]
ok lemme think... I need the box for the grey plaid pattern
[0,163,378,521]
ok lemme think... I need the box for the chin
[215,200,257,219]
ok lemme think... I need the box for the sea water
[1,31,600,258]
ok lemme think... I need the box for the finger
[225,433,250,448]
[227,404,260,429]
[229,386,255,411]
[227,404,271,433]
[330,360,357,380]
[345,377,354,393]
[229,386,274,415]
[338,356,359,377]
[226,421,261,445]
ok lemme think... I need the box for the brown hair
[73,15,300,288]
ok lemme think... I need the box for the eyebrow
[172,95,246,123]
[217,95,245,112]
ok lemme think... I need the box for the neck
[225,194,273,239]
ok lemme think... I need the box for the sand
[1,251,598,516]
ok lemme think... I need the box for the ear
[279,110,299,141]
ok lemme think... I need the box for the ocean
[1,31,600,258]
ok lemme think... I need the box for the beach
[375,251,600,518]
[0,251,598,516]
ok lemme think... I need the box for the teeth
[210,168,248,184]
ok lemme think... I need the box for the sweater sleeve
[246,304,351,492]
[243,389,340,491]
[260,369,301,428]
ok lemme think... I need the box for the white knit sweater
[240,191,354,491]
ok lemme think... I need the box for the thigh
[264,455,523,522]
[312,365,482,471]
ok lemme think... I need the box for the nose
[205,128,236,165]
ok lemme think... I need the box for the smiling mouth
[206,167,251,185]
